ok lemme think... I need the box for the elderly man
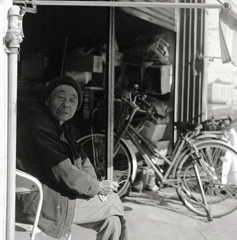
[16,76,130,240]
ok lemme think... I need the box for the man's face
[45,84,78,124]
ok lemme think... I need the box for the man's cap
[40,75,83,110]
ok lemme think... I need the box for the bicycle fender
[121,138,138,183]
[77,134,137,183]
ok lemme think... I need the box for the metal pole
[192,2,197,123]
[187,2,192,122]
[198,0,205,123]
[107,6,115,180]
[4,5,23,240]
[180,6,187,122]
[13,0,222,8]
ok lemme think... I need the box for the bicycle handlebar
[138,96,150,108]
[120,86,164,122]
[122,89,153,113]
[120,86,237,132]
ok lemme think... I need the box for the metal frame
[13,1,221,8]
[16,169,43,240]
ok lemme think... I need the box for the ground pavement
[15,187,237,240]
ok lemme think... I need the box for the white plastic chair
[16,169,43,240]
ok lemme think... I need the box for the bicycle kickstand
[193,161,213,221]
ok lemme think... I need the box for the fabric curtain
[219,4,237,65]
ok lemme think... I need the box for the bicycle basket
[202,117,231,131]
[114,99,130,132]
[96,97,130,133]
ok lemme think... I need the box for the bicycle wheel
[77,133,133,198]
[176,140,237,218]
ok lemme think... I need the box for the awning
[219,2,237,66]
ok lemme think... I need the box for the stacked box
[140,120,167,141]
[151,140,170,165]
[142,64,172,95]
[65,55,103,73]
[21,57,51,79]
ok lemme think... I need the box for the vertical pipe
[198,0,204,123]
[174,6,181,142]
[192,0,197,123]
[106,5,115,180]
[187,0,192,122]
[0,1,11,240]
[180,6,186,122]
[7,52,18,240]
[5,5,22,240]
[202,0,209,120]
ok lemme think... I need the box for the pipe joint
[5,29,23,48]
[5,5,23,49]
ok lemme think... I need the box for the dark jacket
[16,107,100,239]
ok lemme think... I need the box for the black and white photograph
[1,0,237,240]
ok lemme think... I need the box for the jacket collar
[42,106,64,134]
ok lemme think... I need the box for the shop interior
[17,5,176,155]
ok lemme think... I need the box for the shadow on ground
[122,188,207,222]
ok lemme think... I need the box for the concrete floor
[15,187,237,240]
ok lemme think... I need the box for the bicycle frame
[112,95,197,188]
[125,124,196,188]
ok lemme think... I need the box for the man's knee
[105,216,121,237]
[97,216,121,240]
[107,215,121,228]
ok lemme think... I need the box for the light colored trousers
[73,192,130,240]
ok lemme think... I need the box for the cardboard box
[140,121,167,141]
[151,140,170,165]
[65,55,103,73]
[21,57,49,79]
[160,64,172,94]
[21,55,62,80]
[151,140,170,156]
[142,64,172,95]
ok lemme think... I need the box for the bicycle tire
[176,140,237,218]
[77,133,133,198]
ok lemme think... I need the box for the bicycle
[77,86,237,220]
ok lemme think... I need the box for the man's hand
[98,194,108,202]
[98,180,119,196]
